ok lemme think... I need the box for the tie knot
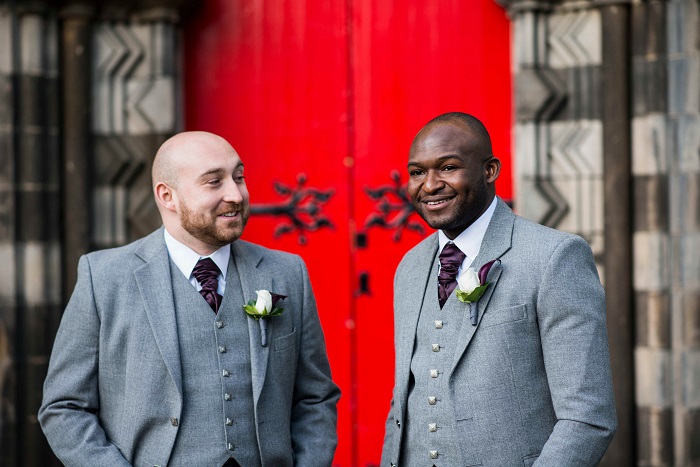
[192,257,221,290]
[438,243,466,282]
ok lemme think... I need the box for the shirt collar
[163,228,230,281]
[438,196,498,264]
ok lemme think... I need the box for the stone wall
[507,0,700,464]
[632,0,700,464]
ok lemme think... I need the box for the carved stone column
[61,2,94,300]
[504,0,634,464]
[90,2,183,250]
[632,0,700,464]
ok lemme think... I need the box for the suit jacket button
[395,419,401,428]
[391,463,397,467]
[170,417,178,427]
[216,320,224,329]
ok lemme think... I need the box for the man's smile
[421,196,455,210]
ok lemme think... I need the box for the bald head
[151,131,249,255]
[407,112,500,239]
[413,112,493,158]
[152,131,236,189]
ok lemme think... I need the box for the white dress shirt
[163,229,230,296]
[437,196,498,275]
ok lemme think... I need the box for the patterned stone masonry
[91,11,179,249]
[512,1,605,276]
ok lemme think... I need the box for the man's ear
[485,157,501,184]
[154,182,177,212]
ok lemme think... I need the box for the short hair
[425,112,493,152]
[152,140,178,189]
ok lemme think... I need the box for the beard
[179,199,250,248]
[413,185,491,238]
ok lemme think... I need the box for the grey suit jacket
[39,228,340,467]
[381,198,616,466]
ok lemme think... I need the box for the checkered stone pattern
[91,15,179,249]
[633,0,700,465]
[0,3,62,465]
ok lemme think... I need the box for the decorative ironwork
[362,170,424,242]
[250,173,334,245]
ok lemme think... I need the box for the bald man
[39,132,340,467]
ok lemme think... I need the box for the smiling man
[381,113,617,466]
[39,131,340,467]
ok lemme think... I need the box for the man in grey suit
[381,113,617,466]
[39,131,340,467]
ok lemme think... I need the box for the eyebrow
[407,154,462,168]
[196,162,244,179]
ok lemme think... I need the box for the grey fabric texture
[381,198,617,467]
[39,228,340,467]
[167,255,260,466]
[401,257,464,466]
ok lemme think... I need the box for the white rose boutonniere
[243,290,287,347]
[456,268,483,301]
[456,259,501,325]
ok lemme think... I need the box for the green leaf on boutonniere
[243,300,284,320]
[456,284,488,303]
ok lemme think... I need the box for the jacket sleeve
[289,256,341,466]
[380,397,398,466]
[534,236,617,466]
[38,255,132,467]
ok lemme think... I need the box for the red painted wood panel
[350,2,511,463]
[183,2,510,465]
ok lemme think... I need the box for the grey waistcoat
[401,257,465,466]
[168,254,261,467]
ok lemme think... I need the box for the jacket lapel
[449,198,514,379]
[231,240,272,406]
[134,228,183,396]
[395,234,438,407]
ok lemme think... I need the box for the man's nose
[423,170,444,193]
[222,180,244,203]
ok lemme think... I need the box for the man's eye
[409,169,423,176]
[234,175,245,183]
[442,165,457,171]
[207,179,220,185]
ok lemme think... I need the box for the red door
[184,2,511,465]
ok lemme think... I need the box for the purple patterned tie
[192,258,223,313]
[438,243,466,309]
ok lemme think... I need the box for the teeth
[220,212,237,217]
[427,200,447,206]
